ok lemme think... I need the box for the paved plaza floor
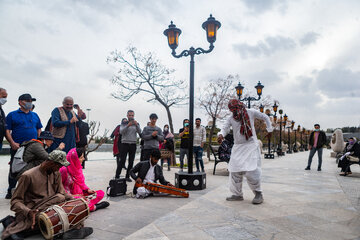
[0,148,359,239]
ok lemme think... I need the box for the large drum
[38,198,90,240]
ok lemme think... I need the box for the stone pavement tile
[237,220,280,239]
[124,223,168,240]
[167,229,215,240]
[258,231,306,240]
[302,206,358,223]
[314,222,360,239]
[292,225,357,240]
[203,225,257,240]
[152,212,201,236]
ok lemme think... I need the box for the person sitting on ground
[130,149,173,199]
[59,148,109,211]
[16,131,65,179]
[0,150,93,240]
[338,137,360,176]
[218,134,234,162]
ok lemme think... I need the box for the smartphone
[73,104,79,108]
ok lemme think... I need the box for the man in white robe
[218,99,272,204]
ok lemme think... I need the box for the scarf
[228,99,253,140]
[347,138,356,151]
[61,148,88,194]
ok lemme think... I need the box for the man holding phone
[117,110,142,181]
[178,119,190,172]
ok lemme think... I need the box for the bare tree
[199,75,237,157]
[107,46,187,133]
[85,121,109,158]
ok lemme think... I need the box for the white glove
[339,155,345,161]
[345,152,351,156]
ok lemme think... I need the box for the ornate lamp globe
[255,81,264,96]
[272,103,278,113]
[202,14,221,44]
[163,21,182,50]
[235,82,244,98]
[259,104,264,113]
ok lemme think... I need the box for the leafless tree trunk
[199,75,236,158]
[107,46,187,134]
[85,121,109,158]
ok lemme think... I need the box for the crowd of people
[0,87,356,240]
[110,110,208,182]
[0,89,108,239]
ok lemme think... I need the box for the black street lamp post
[164,14,221,190]
[235,82,264,108]
[299,128,304,152]
[304,130,309,151]
[264,103,278,159]
[277,110,285,156]
[293,125,300,152]
[286,120,295,154]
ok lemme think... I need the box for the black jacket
[130,161,169,194]
[0,106,6,146]
[344,142,360,157]
[309,131,327,149]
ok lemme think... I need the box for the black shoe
[317,168,321,171]
[9,233,24,240]
[125,178,132,182]
[95,201,110,211]
[5,192,12,199]
[305,167,310,170]
[0,215,15,229]
[62,227,93,239]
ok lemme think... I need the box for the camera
[73,104,79,109]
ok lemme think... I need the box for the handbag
[160,149,172,159]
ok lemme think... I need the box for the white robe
[219,109,273,172]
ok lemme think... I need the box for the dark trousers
[307,147,323,169]
[161,158,171,170]
[7,149,17,194]
[116,143,136,178]
[194,146,204,171]
[142,149,154,162]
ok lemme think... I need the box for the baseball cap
[18,94,36,102]
[48,150,70,166]
[39,131,54,141]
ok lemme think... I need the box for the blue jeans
[307,147,323,169]
[194,146,204,171]
[179,148,188,169]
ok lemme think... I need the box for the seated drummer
[0,150,93,240]
[130,149,173,199]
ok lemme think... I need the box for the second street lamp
[164,14,221,190]
[235,81,264,108]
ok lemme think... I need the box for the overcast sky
[1,0,360,134]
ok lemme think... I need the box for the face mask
[164,127,169,131]
[349,140,355,145]
[0,98,7,105]
[22,102,33,110]
[314,129,320,132]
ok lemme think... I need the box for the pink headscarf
[60,148,88,194]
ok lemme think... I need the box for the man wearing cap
[1,150,93,240]
[0,88,8,151]
[50,96,86,153]
[305,124,327,171]
[16,131,65,179]
[141,113,164,164]
[5,94,42,199]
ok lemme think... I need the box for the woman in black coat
[338,137,360,175]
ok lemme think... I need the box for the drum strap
[53,205,70,232]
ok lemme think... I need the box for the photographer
[116,110,142,182]
[178,119,190,172]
